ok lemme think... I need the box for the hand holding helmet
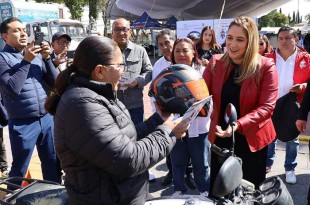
[156,101,190,139]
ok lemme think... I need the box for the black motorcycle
[145,104,294,205]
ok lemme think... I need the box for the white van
[26,19,87,52]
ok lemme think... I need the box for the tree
[35,0,86,20]
[292,11,296,23]
[306,14,310,23]
[102,0,112,37]
[297,11,300,23]
[89,0,105,22]
[258,9,288,29]
[64,0,86,19]
[288,14,291,24]
[279,8,282,14]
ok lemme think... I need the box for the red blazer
[265,49,310,103]
[203,55,278,152]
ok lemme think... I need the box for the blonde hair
[219,16,261,84]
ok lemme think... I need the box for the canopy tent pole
[147,0,157,59]
[216,0,227,39]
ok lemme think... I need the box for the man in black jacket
[296,80,310,133]
[295,79,310,205]
[50,32,71,72]
[304,31,310,53]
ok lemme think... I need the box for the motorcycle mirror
[224,103,237,126]
[212,156,243,197]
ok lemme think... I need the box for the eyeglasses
[113,27,131,33]
[259,42,264,46]
[56,40,70,46]
[105,63,126,70]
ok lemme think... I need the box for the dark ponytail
[45,65,76,115]
[45,36,118,115]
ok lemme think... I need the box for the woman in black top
[196,26,223,66]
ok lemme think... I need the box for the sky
[277,0,310,17]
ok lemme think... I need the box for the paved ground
[1,55,309,204]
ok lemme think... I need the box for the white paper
[118,76,135,90]
[181,95,212,125]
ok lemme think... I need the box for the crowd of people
[0,15,309,205]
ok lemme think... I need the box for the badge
[299,60,306,69]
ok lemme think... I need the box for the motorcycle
[0,104,293,205]
[145,103,293,205]
[0,177,68,205]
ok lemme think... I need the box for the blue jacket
[0,45,58,119]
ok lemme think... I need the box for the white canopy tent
[107,0,293,20]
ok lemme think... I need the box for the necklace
[233,65,240,79]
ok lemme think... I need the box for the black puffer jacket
[54,76,176,205]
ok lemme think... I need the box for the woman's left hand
[215,123,239,138]
[202,59,209,66]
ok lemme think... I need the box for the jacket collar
[71,75,116,100]
[126,40,134,50]
[2,44,23,54]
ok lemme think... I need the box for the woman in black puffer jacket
[45,36,189,205]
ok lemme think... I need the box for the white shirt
[150,56,172,113]
[187,64,210,138]
[275,49,297,99]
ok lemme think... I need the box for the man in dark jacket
[303,31,310,53]
[296,80,310,133]
[295,79,310,205]
[50,32,72,72]
[0,17,60,183]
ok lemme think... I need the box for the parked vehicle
[26,19,87,51]
[0,0,87,51]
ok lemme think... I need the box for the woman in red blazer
[203,16,278,193]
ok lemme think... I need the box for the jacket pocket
[126,57,141,73]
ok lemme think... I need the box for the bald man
[112,18,152,125]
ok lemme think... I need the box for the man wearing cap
[51,32,71,72]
